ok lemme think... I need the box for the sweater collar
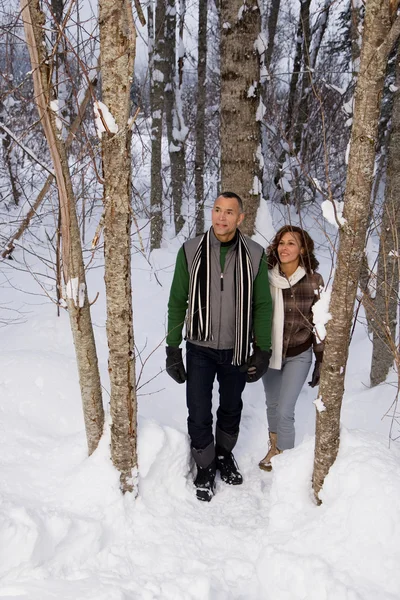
[210,227,238,248]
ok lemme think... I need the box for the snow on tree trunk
[220,0,261,236]
[20,0,104,455]
[195,0,207,235]
[370,58,400,386]
[99,0,138,494]
[149,0,166,250]
[312,0,400,501]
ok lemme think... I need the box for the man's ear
[238,212,245,226]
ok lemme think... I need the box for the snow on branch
[93,101,118,138]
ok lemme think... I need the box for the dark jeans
[186,341,247,450]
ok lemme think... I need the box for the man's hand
[166,346,187,384]
[240,346,271,383]
[308,351,323,388]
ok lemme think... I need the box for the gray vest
[183,228,264,350]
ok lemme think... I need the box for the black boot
[216,446,243,485]
[194,460,216,502]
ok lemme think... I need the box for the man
[166,192,272,502]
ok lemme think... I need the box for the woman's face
[277,232,303,267]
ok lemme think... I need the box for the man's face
[211,196,244,242]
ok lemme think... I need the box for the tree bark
[220,0,261,235]
[195,0,207,235]
[149,0,166,250]
[312,1,400,501]
[21,0,104,455]
[99,0,138,493]
[264,0,281,71]
[370,56,400,386]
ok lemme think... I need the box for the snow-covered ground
[0,203,399,600]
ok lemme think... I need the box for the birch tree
[220,0,261,235]
[98,0,138,493]
[20,0,104,455]
[312,0,400,501]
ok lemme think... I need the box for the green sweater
[167,245,272,351]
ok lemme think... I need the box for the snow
[312,285,332,342]
[65,277,85,307]
[152,69,164,83]
[247,82,258,98]
[321,199,346,227]
[256,98,266,122]
[254,32,268,56]
[313,396,326,412]
[93,101,118,138]
[249,175,262,196]
[1,209,400,600]
[256,144,264,169]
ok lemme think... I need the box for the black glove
[308,351,323,388]
[166,346,187,384]
[240,346,272,383]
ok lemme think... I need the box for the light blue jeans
[262,348,312,450]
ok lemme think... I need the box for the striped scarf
[186,229,254,366]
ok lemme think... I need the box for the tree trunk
[260,0,280,200]
[293,0,331,157]
[220,0,261,235]
[264,0,281,71]
[312,1,400,501]
[165,0,186,235]
[195,0,207,235]
[99,0,138,493]
[274,1,309,201]
[370,57,400,386]
[21,0,104,455]
[149,0,166,250]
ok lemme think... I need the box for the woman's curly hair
[266,225,319,273]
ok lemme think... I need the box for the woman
[259,225,324,471]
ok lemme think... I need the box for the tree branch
[0,122,55,176]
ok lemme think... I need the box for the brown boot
[259,432,281,471]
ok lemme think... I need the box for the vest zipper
[220,273,224,291]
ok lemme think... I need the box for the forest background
[1,0,400,598]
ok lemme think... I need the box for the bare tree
[99,0,138,493]
[293,0,332,159]
[194,0,207,234]
[20,0,104,455]
[220,0,261,235]
[369,55,400,386]
[312,0,400,501]
[149,0,166,250]
[165,0,187,235]
[264,0,281,71]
